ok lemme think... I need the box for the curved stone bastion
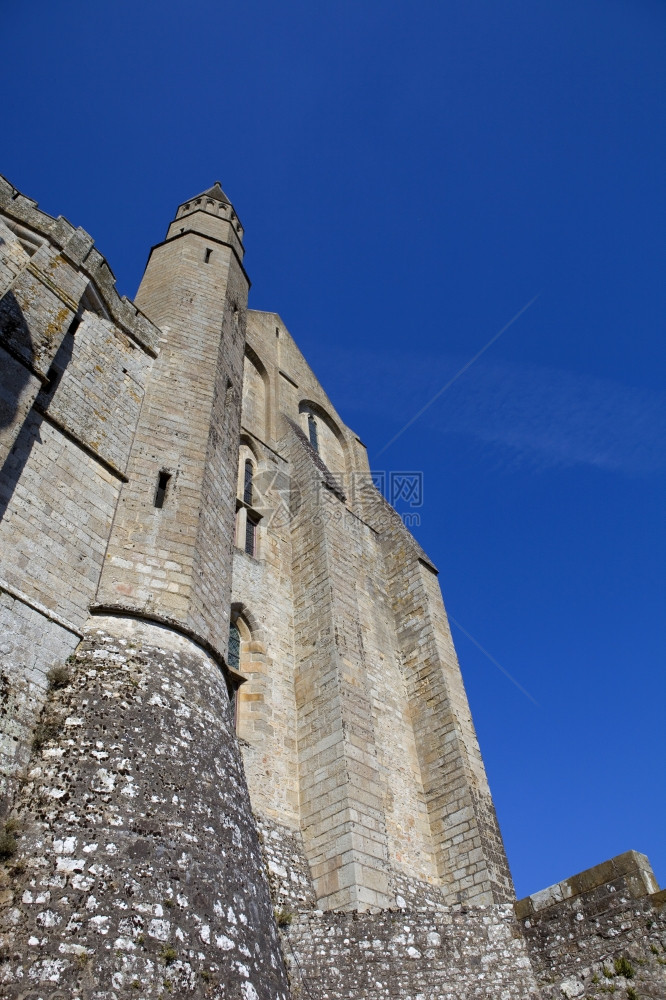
[0,616,290,999]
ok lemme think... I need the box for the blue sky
[2,0,664,898]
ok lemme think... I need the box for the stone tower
[96,181,249,659]
[1,176,663,1000]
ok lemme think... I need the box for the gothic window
[308,412,319,453]
[228,612,267,742]
[236,446,262,558]
[245,513,258,557]
[243,459,254,505]
[227,621,241,722]
[228,622,241,671]
[298,400,347,487]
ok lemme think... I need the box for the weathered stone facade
[0,175,662,998]
[516,852,666,1000]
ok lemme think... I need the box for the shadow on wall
[0,290,74,523]
[0,291,33,429]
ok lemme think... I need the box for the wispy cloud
[321,349,666,477]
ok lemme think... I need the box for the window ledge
[227,665,249,686]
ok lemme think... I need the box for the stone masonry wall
[232,435,301,829]
[243,314,440,876]
[516,851,666,1000]
[0,591,80,820]
[283,905,541,1000]
[287,425,393,911]
[351,521,439,888]
[239,309,514,911]
[0,616,290,1000]
[0,182,159,817]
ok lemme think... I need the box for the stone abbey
[0,175,663,999]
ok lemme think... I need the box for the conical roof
[198,181,230,206]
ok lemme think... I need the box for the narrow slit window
[243,459,254,505]
[245,514,257,556]
[308,413,319,453]
[228,678,239,724]
[228,623,241,672]
[204,248,213,263]
[154,471,171,508]
[227,622,240,724]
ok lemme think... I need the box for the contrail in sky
[449,615,540,706]
[375,293,541,458]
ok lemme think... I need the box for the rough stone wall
[0,617,290,999]
[516,852,666,1000]
[283,905,541,1000]
[0,592,79,820]
[255,815,317,912]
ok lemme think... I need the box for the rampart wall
[0,178,159,817]
[516,851,666,1000]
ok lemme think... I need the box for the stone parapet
[283,904,541,999]
[516,852,666,1000]
[0,175,160,356]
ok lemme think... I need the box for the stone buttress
[230,308,514,911]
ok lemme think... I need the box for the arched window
[228,622,241,671]
[245,514,258,556]
[298,400,347,488]
[228,610,268,742]
[308,412,319,453]
[227,621,241,722]
[243,459,254,505]
[236,447,261,559]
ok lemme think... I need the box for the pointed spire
[201,181,230,205]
